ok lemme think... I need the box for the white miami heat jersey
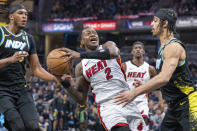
[125,61,150,102]
[81,54,129,104]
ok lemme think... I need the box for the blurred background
[0,0,197,131]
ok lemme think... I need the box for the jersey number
[105,68,113,80]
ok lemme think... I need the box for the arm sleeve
[27,34,37,55]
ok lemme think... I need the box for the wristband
[80,49,110,59]
[61,79,71,89]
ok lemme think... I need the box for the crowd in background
[49,0,197,19]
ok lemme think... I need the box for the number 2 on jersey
[105,67,113,80]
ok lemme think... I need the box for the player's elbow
[32,65,42,75]
[109,48,120,59]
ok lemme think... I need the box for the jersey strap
[0,27,5,47]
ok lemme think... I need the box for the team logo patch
[156,58,161,70]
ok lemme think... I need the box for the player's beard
[154,24,163,37]
[135,55,142,59]
[14,20,25,30]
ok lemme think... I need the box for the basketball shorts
[135,100,149,117]
[0,87,39,123]
[161,91,197,131]
[97,99,147,131]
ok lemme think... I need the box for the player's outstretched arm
[102,41,120,58]
[59,41,120,60]
[61,63,89,105]
[149,65,164,109]
[28,54,58,82]
[115,42,183,107]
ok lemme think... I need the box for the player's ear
[9,14,14,21]
[131,49,134,55]
[80,39,84,48]
[163,20,168,28]
[142,49,145,55]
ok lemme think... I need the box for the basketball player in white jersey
[58,27,146,131]
[123,41,163,130]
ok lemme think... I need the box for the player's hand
[133,79,144,88]
[114,90,137,107]
[61,74,74,85]
[158,100,164,112]
[9,51,29,63]
[53,75,61,86]
[58,48,80,60]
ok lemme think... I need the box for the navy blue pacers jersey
[0,26,37,88]
[156,38,196,102]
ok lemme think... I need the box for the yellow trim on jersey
[3,26,23,37]
[174,80,194,95]
[188,92,197,130]
[0,27,5,46]
[178,60,185,67]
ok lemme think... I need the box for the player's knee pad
[111,126,131,131]
[25,120,40,131]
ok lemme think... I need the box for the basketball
[46,49,72,75]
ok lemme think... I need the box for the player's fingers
[117,98,128,105]
[60,53,71,58]
[114,95,127,104]
[114,99,124,105]
[67,56,73,61]
[19,54,28,58]
[123,102,129,107]
[58,47,72,52]
[114,93,124,99]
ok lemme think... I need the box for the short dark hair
[132,41,145,49]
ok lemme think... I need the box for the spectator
[39,116,49,131]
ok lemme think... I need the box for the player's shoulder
[149,65,156,71]
[143,61,150,66]
[102,41,117,48]
[164,41,184,56]
[165,41,184,51]
[22,30,32,38]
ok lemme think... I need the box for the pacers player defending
[0,4,57,131]
[59,27,146,131]
[115,9,197,131]
[123,41,163,130]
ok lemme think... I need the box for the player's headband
[155,9,176,25]
[9,4,26,14]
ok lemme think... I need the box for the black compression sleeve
[61,79,71,89]
[80,48,110,59]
